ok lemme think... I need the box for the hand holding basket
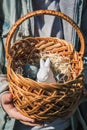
[6,10,85,122]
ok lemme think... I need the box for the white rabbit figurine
[37,58,56,83]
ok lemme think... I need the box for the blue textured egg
[22,64,39,80]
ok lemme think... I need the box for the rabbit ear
[40,58,45,68]
[45,58,50,67]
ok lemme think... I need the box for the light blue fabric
[0,106,15,130]
[32,0,64,38]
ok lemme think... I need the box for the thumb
[2,92,13,104]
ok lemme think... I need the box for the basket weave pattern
[6,10,85,122]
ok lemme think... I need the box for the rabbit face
[37,67,50,82]
[37,58,56,83]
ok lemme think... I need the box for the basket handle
[6,10,85,59]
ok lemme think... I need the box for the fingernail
[31,119,35,123]
[27,118,35,122]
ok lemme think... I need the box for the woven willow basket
[6,10,85,122]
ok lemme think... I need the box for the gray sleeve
[0,33,9,105]
[0,74,9,107]
[0,74,8,93]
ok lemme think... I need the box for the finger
[2,92,13,104]
[1,93,14,111]
[20,120,44,127]
[4,105,34,122]
[2,93,34,122]
[9,108,34,122]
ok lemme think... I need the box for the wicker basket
[6,10,85,122]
